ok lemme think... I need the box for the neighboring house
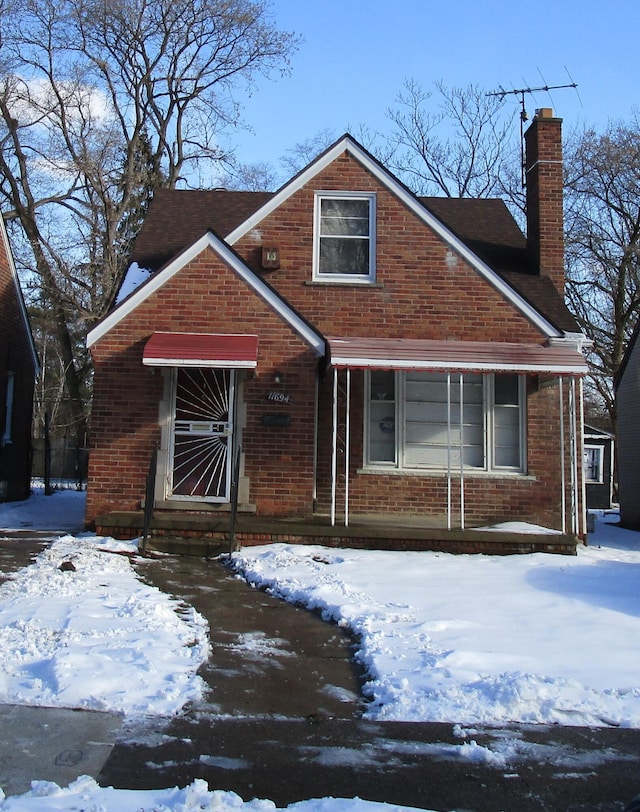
[0,215,38,501]
[86,109,589,551]
[616,321,640,528]
[583,424,614,510]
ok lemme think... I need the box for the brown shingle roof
[420,197,531,274]
[131,189,273,271]
[420,197,580,333]
[129,188,579,334]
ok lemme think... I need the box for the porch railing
[228,444,242,554]
[141,447,158,553]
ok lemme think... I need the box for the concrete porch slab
[94,510,580,555]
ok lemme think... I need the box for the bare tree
[564,117,640,429]
[0,0,298,440]
[385,79,519,199]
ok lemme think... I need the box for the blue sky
[229,0,638,175]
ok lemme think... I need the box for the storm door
[170,368,235,501]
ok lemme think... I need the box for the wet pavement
[1,538,640,810]
[133,552,365,720]
[0,531,55,585]
[101,716,640,812]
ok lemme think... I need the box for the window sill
[358,467,536,480]
[305,280,383,288]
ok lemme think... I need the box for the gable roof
[421,197,579,333]
[131,189,273,271]
[88,230,325,354]
[130,136,579,338]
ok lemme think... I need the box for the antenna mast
[487,82,578,186]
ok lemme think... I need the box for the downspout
[312,372,319,509]
[344,368,351,527]
[331,367,338,526]
[447,373,452,531]
[569,378,579,535]
[459,373,465,530]
[578,377,587,538]
[559,376,567,534]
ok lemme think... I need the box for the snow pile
[0,534,209,715]
[0,776,428,812]
[232,514,640,728]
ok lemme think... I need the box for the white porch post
[447,372,452,531]
[312,373,319,506]
[331,367,338,527]
[459,373,465,531]
[569,377,579,535]
[344,368,351,527]
[559,376,567,535]
[579,377,587,538]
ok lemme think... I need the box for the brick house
[86,109,589,552]
[0,215,38,501]
[615,321,640,528]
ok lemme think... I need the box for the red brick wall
[86,247,319,523]
[235,154,545,343]
[0,225,36,500]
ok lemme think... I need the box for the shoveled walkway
[133,552,365,720]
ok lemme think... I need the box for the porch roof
[143,332,258,368]
[327,336,588,375]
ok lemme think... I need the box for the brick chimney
[524,108,565,294]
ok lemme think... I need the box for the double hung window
[314,193,375,282]
[366,370,525,473]
[583,445,604,483]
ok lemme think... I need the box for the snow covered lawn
[231,513,640,729]
[1,491,639,729]
[1,489,639,810]
[0,532,209,715]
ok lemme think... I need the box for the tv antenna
[487,80,579,186]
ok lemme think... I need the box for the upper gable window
[313,192,376,282]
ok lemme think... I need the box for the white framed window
[584,445,604,483]
[1,371,14,447]
[313,192,376,282]
[366,370,526,474]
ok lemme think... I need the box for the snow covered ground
[0,486,639,810]
[233,514,640,729]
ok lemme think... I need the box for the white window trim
[365,371,526,475]
[486,374,527,472]
[2,371,14,447]
[313,191,376,283]
[584,444,604,484]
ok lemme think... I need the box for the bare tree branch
[0,0,298,438]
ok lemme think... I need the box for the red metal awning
[143,332,258,368]
[327,336,588,375]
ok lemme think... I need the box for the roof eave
[87,232,326,357]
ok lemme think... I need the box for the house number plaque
[266,391,290,403]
